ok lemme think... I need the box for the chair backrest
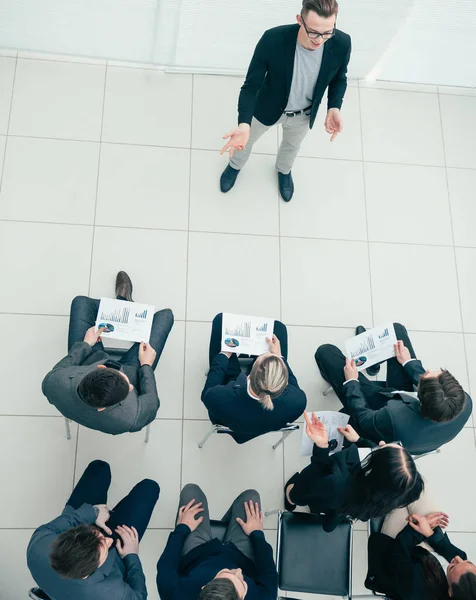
[277,511,352,598]
[28,589,51,600]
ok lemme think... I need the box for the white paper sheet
[95,297,155,343]
[300,411,350,456]
[345,322,397,371]
[220,313,275,356]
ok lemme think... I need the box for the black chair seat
[369,516,385,535]
[210,519,228,542]
[29,589,52,600]
[278,512,352,597]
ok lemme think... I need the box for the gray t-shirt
[285,40,324,112]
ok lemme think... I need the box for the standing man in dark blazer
[315,323,473,455]
[220,0,351,202]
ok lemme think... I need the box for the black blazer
[201,353,307,444]
[291,438,376,531]
[238,24,351,128]
[366,525,467,600]
[342,359,473,454]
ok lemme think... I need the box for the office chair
[276,510,353,599]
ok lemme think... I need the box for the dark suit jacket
[342,359,473,454]
[27,503,147,600]
[366,525,466,600]
[291,438,376,531]
[42,341,160,434]
[156,524,278,600]
[238,24,351,128]
[201,353,307,443]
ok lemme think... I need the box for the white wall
[0,0,475,87]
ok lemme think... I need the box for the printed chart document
[220,313,275,356]
[300,411,350,456]
[345,322,397,372]
[95,297,155,343]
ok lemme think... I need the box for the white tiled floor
[0,52,475,600]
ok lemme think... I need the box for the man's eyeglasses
[300,14,336,40]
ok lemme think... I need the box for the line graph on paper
[348,334,376,359]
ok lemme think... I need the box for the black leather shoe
[115,271,133,302]
[355,325,381,376]
[220,164,240,193]
[278,171,294,202]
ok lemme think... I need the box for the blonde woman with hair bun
[201,313,307,444]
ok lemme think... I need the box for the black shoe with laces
[278,171,294,202]
[220,164,240,193]
[115,271,133,302]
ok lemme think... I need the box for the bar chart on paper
[96,298,155,343]
[348,334,376,359]
[225,320,252,338]
[345,322,397,371]
[99,306,131,325]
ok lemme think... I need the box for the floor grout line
[0,54,18,197]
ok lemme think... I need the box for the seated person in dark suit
[201,313,307,443]
[27,460,159,600]
[42,271,174,435]
[156,484,277,600]
[366,510,476,600]
[285,413,424,532]
[315,323,472,454]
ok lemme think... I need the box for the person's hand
[221,351,233,358]
[266,334,282,356]
[93,504,112,535]
[220,124,251,158]
[83,326,107,347]
[115,525,139,558]
[236,500,264,536]
[176,500,204,532]
[304,411,329,448]
[344,358,358,381]
[338,424,360,443]
[324,108,343,142]
[407,514,434,538]
[394,340,412,365]
[426,512,450,530]
[139,342,156,367]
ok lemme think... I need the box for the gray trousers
[229,113,311,174]
[177,484,261,561]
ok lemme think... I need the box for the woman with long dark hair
[284,412,424,531]
[366,512,476,600]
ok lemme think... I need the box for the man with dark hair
[156,484,277,600]
[27,460,159,600]
[220,0,350,202]
[315,323,473,454]
[42,271,174,434]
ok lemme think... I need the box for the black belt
[283,106,312,117]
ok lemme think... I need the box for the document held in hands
[221,313,275,356]
[300,411,350,456]
[95,297,155,343]
[345,322,397,372]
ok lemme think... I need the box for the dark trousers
[68,296,174,371]
[315,323,417,411]
[177,484,260,562]
[66,460,159,542]
[209,313,289,382]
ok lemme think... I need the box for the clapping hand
[303,411,329,448]
[407,512,449,537]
